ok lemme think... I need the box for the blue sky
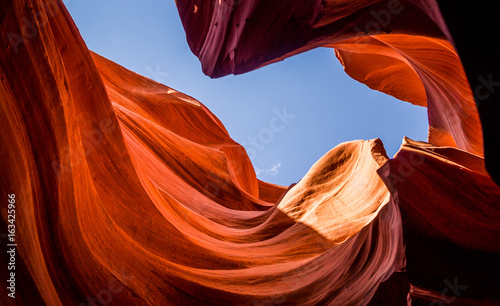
[65,0,428,186]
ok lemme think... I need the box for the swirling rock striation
[0,0,499,305]
[1,0,402,305]
[176,0,499,184]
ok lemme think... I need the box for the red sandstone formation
[332,35,483,156]
[1,0,499,305]
[380,138,500,303]
[176,0,499,182]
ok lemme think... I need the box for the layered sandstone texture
[0,0,499,305]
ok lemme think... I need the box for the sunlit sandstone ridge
[1,0,499,305]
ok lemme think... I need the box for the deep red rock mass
[0,0,499,305]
